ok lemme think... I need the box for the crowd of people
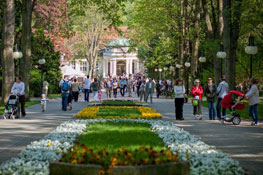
[57,73,260,126]
[5,73,260,126]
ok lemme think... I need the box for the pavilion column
[110,60,113,75]
[102,59,106,77]
[126,59,129,75]
[129,59,133,74]
[113,59,117,76]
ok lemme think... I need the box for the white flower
[0,119,244,175]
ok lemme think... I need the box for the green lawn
[102,100,135,105]
[0,100,40,115]
[47,94,61,99]
[201,100,263,121]
[97,108,141,117]
[78,122,166,154]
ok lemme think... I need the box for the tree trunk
[191,0,200,81]
[223,0,242,90]
[20,0,32,100]
[213,51,221,85]
[1,0,15,104]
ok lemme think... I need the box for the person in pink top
[191,79,203,120]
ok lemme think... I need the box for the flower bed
[0,119,244,175]
[88,100,148,107]
[75,106,162,119]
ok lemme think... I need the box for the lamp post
[245,36,258,78]
[158,68,162,81]
[217,45,227,76]
[38,57,46,95]
[184,61,191,95]
[163,67,168,79]
[13,45,23,76]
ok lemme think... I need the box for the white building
[61,37,144,78]
[100,37,143,77]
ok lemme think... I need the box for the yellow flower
[47,141,51,146]
[71,159,77,164]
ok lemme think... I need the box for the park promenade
[0,94,262,175]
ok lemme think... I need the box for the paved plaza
[0,93,262,175]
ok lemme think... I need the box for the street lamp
[158,68,162,80]
[217,45,227,76]
[176,64,183,69]
[38,57,46,95]
[245,36,258,78]
[13,45,23,76]
[185,60,191,95]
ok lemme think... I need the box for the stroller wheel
[232,116,241,125]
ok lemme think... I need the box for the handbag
[192,99,198,106]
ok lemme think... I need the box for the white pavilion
[100,37,143,77]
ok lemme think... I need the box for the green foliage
[30,28,61,97]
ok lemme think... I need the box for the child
[41,94,47,112]
[98,88,103,102]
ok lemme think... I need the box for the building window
[71,61,76,69]
[80,61,87,72]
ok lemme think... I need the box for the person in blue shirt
[120,78,126,96]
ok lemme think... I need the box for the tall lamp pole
[217,45,227,76]
[158,68,162,81]
[38,57,46,95]
[245,36,258,78]
[184,60,191,95]
[13,45,23,76]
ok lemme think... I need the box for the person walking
[112,79,118,98]
[191,79,203,120]
[174,79,185,120]
[72,78,79,102]
[139,80,146,102]
[120,78,125,96]
[127,77,133,97]
[216,75,229,119]
[156,81,161,98]
[59,76,72,111]
[11,77,26,117]
[204,77,217,120]
[91,78,99,104]
[83,75,91,102]
[105,78,112,98]
[42,80,49,97]
[245,78,259,125]
[145,78,155,103]
[137,78,141,97]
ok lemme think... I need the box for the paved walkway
[0,92,262,175]
[148,98,263,175]
[0,98,88,163]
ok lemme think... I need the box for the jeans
[217,98,226,119]
[193,99,202,115]
[62,92,69,111]
[207,101,216,120]
[145,90,154,103]
[140,90,145,102]
[175,98,184,119]
[84,89,90,102]
[120,87,125,96]
[18,95,26,116]
[249,104,258,124]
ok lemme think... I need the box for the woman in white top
[112,79,118,98]
[245,78,259,125]
[174,79,185,120]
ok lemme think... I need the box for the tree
[1,0,15,104]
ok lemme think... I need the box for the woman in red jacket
[191,79,203,120]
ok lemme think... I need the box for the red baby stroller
[221,90,245,125]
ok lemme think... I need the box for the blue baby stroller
[2,94,20,119]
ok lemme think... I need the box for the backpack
[92,82,98,91]
[62,81,69,91]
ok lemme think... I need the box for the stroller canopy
[221,90,245,110]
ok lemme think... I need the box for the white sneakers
[194,115,202,120]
